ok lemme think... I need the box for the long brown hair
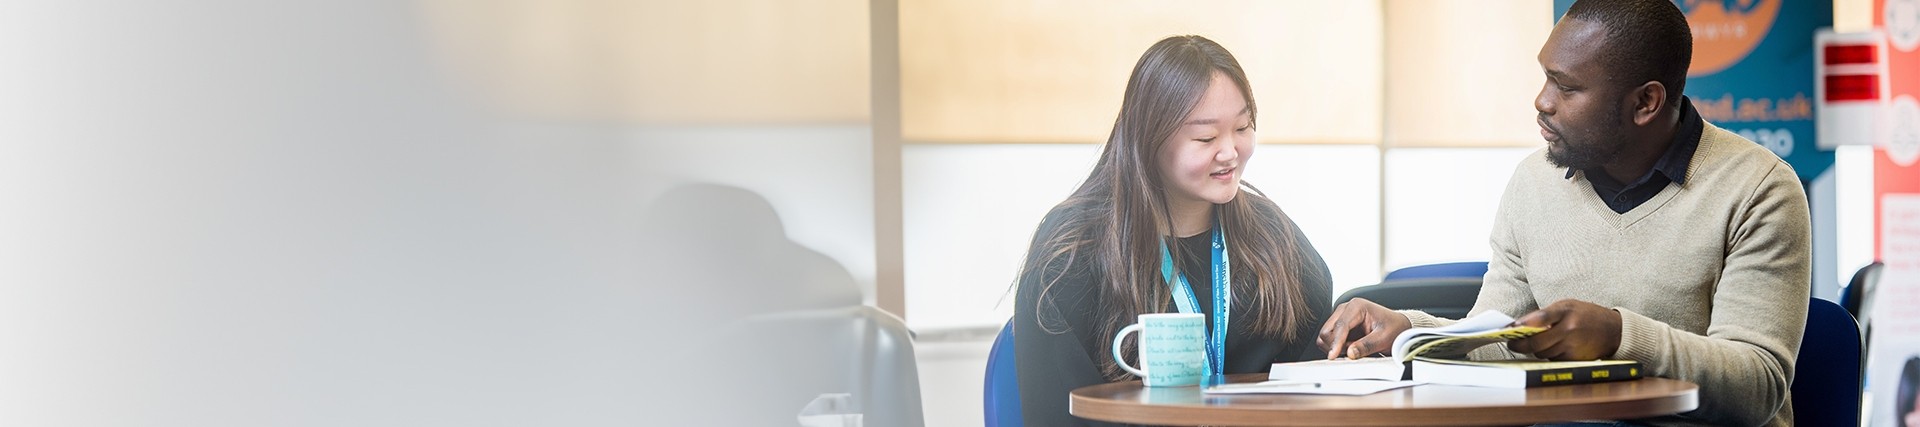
[1018,35,1323,380]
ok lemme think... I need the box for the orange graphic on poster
[1685,0,1781,76]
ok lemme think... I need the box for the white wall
[1837,145,1879,288]
[1383,147,1538,271]
[902,145,1098,330]
[914,338,993,427]
[1246,145,1385,300]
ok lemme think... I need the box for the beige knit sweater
[1401,123,1812,427]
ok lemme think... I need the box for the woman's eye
[1235,126,1251,133]
[1196,137,1216,143]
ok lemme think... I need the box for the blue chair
[1790,297,1862,426]
[1383,261,1489,281]
[984,321,1022,427]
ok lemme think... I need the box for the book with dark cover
[1411,358,1643,388]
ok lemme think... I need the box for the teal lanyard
[1159,214,1230,377]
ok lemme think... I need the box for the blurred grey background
[0,0,891,425]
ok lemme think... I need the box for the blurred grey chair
[640,184,920,426]
[1337,262,1486,319]
[1840,261,1882,340]
[658,305,924,426]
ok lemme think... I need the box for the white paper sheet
[1202,379,1425,395]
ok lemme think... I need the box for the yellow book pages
[1387,311,1546,362]
[1396,325,1546,362]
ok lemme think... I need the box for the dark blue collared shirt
[1566,97,1704,214]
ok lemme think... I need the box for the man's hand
[1507,299,1623,361]
[1316,298,1412,360]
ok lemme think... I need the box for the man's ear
[1630,81,1667,126]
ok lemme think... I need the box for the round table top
[1069,373,1699,426]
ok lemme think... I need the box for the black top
[1567,97,1704,214]
[1013,205,1334,426]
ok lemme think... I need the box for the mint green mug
[1111,312,1205,387]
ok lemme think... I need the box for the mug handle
[1111,323,1146,378]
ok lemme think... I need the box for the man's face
[1535,18,1631,170]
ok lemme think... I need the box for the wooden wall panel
[1384,0,1552,148]
[901,1,1383,144]
[418,0,871,124]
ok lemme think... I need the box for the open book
[1269,311,1544,382]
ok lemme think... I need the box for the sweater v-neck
[1567,137,1710,229]
[1565,121,1714,229]
[1571,171,1683,229]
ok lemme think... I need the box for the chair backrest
[681,306,925,426]
[1840,261,1883,337]
[984,321,1022,427]
[1383,261,1489,282]
[1791,297,1862,427]
[1333,277,1483,320]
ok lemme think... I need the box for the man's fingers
[1512,326,1567,358]
[1535,338,1580,361]
[1318,299,1406,360]
[1529,331,1587,361]
[1320,300,1372,359]
[1512,312,1540,327]
[1507,336,1532,354]
[1318,304,1342,333]
[1514,308,1556,327]
[1320,313,1353,360]
[1319,304,1353,337]
[1348,331,1392,359]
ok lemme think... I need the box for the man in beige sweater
[1317,1,1811,426]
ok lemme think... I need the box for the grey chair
[1333,277,1483,320]
[1840,261,1883,340]
[662,305,925,426]
[639,184,922,425]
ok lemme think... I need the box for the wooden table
[1070,374,1698,426]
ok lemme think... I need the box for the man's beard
[1543,109,1629,170]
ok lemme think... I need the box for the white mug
[1112,312,1206,387]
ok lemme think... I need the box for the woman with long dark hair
[1012,35,1332,425]
[1901,356,1920,427]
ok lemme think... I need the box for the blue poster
[1553,0,1835,182]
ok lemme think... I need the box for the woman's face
[1156,71,1253,213]
[1908,391,1920,427]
